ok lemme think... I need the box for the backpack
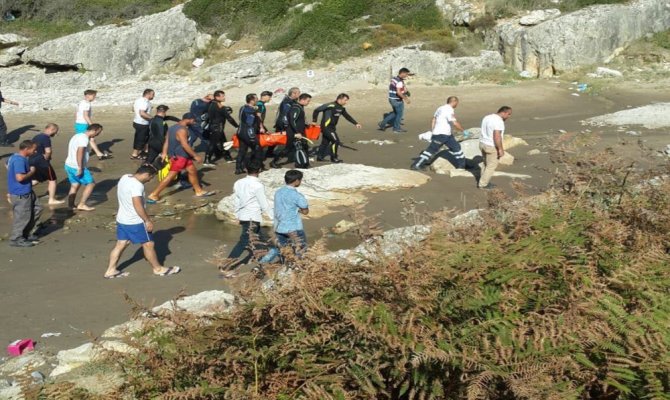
[294,139,310,169]
[200,112,210,132]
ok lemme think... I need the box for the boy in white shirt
[479,106,513,189]
[74,89,110,160]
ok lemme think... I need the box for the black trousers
[273,131,296,164]
[317,129,340,160]
[236,133,263,171]
[0,114,7,143]
[132,123,150,151]
[206,126,228,160]
[146,138,164,168]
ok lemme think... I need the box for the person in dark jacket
[312,93,362,163]
[204,90,239,166]
[268,87,299,160]
[235,93,265,175]
[188,94,212,148]
[271,93,312,169]
[146,105,178,168]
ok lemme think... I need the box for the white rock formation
[585,103,670,129]
[216,164,431,223]
[490,0,670,77]
[23,4,208,77]
[435,0,484,26]
[152,290,235,316]
[519,9,561,26]
[50,343,101,377]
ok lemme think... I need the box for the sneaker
[25,235,40,243]
[10,239,34,247]
[393,129,408,133]
[479,183,497,190]
[377,123,386,132]
[331,158,343,163]
[202,162,216,168]
[410,164,424,171]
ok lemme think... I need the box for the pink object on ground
[7,339,34,356]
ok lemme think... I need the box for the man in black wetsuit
[146,105,173,168]
[268,87,300,159]
[204,90,239,166]
[271,93,312,169]
[235,93,265,175]
[188,94,212,148]
[257,91,273,128]
[312,93,362,163]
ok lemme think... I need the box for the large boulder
[0,46,26,67]
[23,4,208,77]
[216,164,430,223]
[489,0,670,77]
[435,0,484,26]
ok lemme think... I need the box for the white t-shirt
[65,134,90,169]
[480,113,506,147]
[116,174,145,225]
[133,97,152,125]
[75,100,91,124]
[432,104,457,136]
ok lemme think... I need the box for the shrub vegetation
[63,135,670,399]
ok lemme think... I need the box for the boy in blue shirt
[7,140,42,247]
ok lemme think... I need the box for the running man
[65,124,103,211]
[74,90,110,159]
[104,164,181,279]
[235,93,265,175]
[271,93,312,169]
[147,113,214,203]
[378,68,411,133]
[30,123,64,205]
[130,88,155,160]
[0,81,20,147]
[312,93,362,163]
[479,106,513,190]
[205,90,238,166]
[411,96,467,171]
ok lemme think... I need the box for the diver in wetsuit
[205,90,239,165]
[235,93,265,174]
[271,93,312,169]
[312,93,362,163]
[269,87,300,159]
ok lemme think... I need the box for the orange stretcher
[305,125,321,140]
[231,132,289,149]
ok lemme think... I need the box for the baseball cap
[157,104,169,112]
[182,112,196,120]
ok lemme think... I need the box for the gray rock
[435,0,483,26]
[430,157,457,175]
[0,46,26,67]
[527,149,542,155]
[594,66,623,77]
[0,352,47,376]
[585,103,670,129]
[0,34,28,47]
[204,51,304,83]
[50,343,101,377]
[152,290,235,316]
[23,4,207,77]
[490,0,670,77]
[329,225,431,264]
[216,33,234,48]
[519,9,561,26]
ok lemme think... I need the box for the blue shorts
[116,222,153,244]
[74,123,89,134]
[64,165,94,185]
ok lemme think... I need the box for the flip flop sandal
[99,152,113,160]
[104,271,130,279]
[155,266,181,277]
[194,191,215,198]
[146,198,162,204]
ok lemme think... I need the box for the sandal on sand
[146,197,162,204]
[104,271,130,279]
[98,152,113,160]
[194,191,215,198]
[155,266,181,277]
[129,154,145,160]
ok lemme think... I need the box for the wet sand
[1,81,669,354]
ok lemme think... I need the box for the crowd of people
[3,67,513,279]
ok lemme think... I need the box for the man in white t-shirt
[74,89,110,159]
[64,124,103,211]
[103,165,181,279]
[130,89,155,160]
[411,96,468,171]
[478,106,513,189]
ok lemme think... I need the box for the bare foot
[48,199,65,205]
[76,205,96,211]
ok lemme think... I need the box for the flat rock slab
[585,103,670,129]
[216,164,430,223]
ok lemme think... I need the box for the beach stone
[216,164,431,223]
[329,225,431,264]
[0,381,21,400]
[152,290,235,316]
[50,343,101,377]
[216,33,234,48]
[499,152,515,166]
[0,34,28,47]
[490,0,670,77]
[0,352,47,376]
[519,9,561,26]
[23,4,207,77]
[100,319,143,339]
[595,66,623,78]
[0,46,26,67]
[332,220,357,234]
[527,149,542,155]
[99,340,137,355]
[430,157,457,175]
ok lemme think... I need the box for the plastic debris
[192,58,205,68]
